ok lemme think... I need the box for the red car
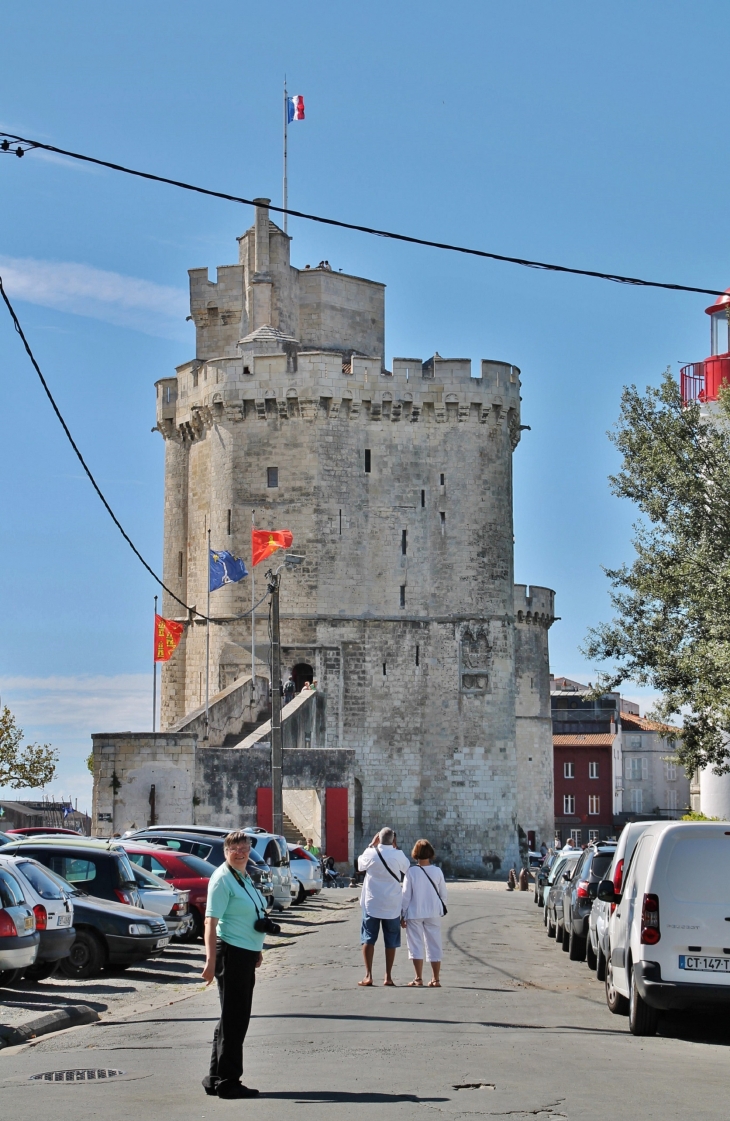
[121,843,213,940]
[6,827,84,836]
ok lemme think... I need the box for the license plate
[24,915,33,930]
[679,955,730,972]
[57,914,71,927]
[155,937,170,949]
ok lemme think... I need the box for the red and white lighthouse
[681,290,730,405]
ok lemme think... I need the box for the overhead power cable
[0,275,267,623]
[1,131,728,300]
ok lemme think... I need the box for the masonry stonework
[95,201,555,872]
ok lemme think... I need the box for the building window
[382,662,387,676]
[415,644,419,667]
[440,473,445,486]
[399,585,406,608]
[589,761,599,779]
[626,757,648,781]
[267,467,279,488]
[629,735,642,749]
[178,551,183,578]
[563,762,575,779]
[630,788,643,813]
[588,829,599,842]
[563,794,575,815]
[666,789,678,812]
[664,760,677,781]
[192,370,199,388]
[401,529,407,555]
[421,489,425,508]
[364,449,371,473]
[440,511,446,529]
[570,829,581,843]
[227,509,232,535]
[588,795,600,815]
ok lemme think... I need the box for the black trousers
[204,940,258,1092]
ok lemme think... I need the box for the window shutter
[641,758,648,781]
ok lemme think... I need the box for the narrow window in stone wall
[421,489,425,507]
[192,370,198,388]
[178,551,183,578]
[365,449,371,473]
[400,585,406,608]
[440,473,445,486]
[339,509,342,536]
[382,662,387,676]
[267,467,279,488]
[440,511,446,530]
[415,644,420,667]
[227,509,232,536]
[401,529,407,555]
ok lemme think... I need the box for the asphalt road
[1,883,729,1120]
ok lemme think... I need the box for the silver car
[288,844,323,904]
[245,831,292,910]
[0,863,39,980]
[2,855,75,980]
[131,864,193,939]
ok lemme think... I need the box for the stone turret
[152,200,554,874]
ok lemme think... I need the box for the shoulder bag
[419,865,448,915]
[373,846,405,883]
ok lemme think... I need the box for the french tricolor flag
[287,95,305,123]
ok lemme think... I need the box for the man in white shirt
[357,827,411,986]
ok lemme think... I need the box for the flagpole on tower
[205,527,211,741]
[283,77,288,235]
[152,594,158,733]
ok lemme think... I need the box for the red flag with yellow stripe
[252,528,294,567]
[154,614,184,662]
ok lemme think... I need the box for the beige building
[93,201,555,874]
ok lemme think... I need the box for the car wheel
[561,924,571,952]
[59,931,105,979]
[23,960,59,982]
[605,953,629,1015]
[629,967,659,1036]
[555,920,564,944]
[187,909,204,942]
[543,905,548,928]
[295,881,307,905]
[586,938,598,972]
[0,968,20,987]
[568,927,586,961]
[596,945,607,982]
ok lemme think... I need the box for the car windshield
[18,860,66,900]
[0,867,25,907]
[177,854,216,877]
[37,865,85,896]
[590,852,615,880]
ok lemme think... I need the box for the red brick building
[553,733,616,844]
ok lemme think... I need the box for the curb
[0,1004,100,1048]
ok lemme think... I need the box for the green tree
[0,705,57,788]
[583,370,730,777]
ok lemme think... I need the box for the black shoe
[217,1085,259,1099]
[202,1080,218,1097]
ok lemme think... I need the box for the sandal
[428,980,441,987]
[358,979,373,986]
[407,979,423,987]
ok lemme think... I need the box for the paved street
[1,884,728,1120]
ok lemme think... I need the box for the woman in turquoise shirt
[201,830,267,1099]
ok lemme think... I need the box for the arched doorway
[292,662,314,692]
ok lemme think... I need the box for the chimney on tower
[251,197,273,329]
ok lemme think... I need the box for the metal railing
[680,362,705,405]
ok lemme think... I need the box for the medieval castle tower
[142,200,555,873]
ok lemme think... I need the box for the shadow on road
[261,1091,450,1104]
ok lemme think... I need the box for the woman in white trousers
[401,839,448,987]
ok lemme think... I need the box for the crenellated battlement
[514,584,556,627]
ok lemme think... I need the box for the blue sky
[0,1,727,809]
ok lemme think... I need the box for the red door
[325,787,349,862]
[256,788,272,832]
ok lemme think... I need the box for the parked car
[288,844,323,903]
[33,865,170,978]
[560,842,616,962]
[589,821,653,981]
[598,821,730,1035]
[122,841,274,936]
[1,855,75,980]
[130,863,193,939]
[244,830,292,910]
[0,862,39,983]
[129,829,227,867]
[0,837,142,908]
[128,824,230,837]
[534,851,560,906]
[0,830,15,845]
[543,851,582,941]
[6,827,85,837]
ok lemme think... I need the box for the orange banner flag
[154,614,184,662]
[252,528,294,567]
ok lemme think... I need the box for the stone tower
[154,200,555,873]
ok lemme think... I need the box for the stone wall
[514,585,556,848]
[91,733,196,838]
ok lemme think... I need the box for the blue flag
[210,548,249,591]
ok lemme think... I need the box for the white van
[600,822,730,1035]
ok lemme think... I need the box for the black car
[129,830,273,904]
[0,840,143,909]
[534,850,559,906]
[38,866,170,978]
[560,843,616,962]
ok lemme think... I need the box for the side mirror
[562,871,572,881]
[596,880,620,903]
[587,882,598,900]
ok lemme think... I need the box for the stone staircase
[282,812,306,846]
